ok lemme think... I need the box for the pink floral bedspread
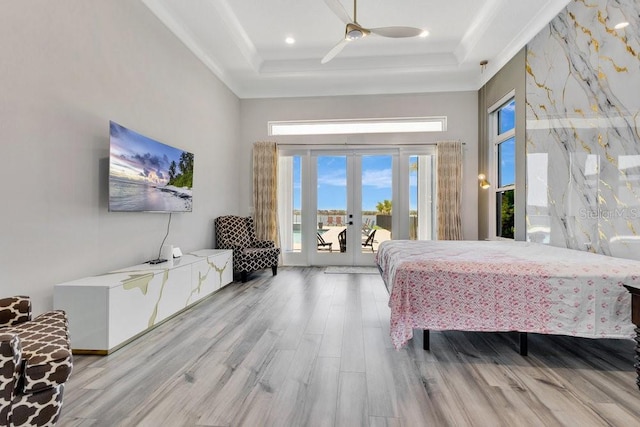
[375,240,639,349]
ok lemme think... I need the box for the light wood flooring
[58,267,640,426]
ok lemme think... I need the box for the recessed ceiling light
[285,37,295,45]
[419,30,429,38]
[614,22,629,30]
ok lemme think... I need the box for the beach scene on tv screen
[109,122,193,212]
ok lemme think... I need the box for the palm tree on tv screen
[168,152,194,188]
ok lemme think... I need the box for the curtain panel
[252,141,279,244]
[436,141,463,240]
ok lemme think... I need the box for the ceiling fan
[321,0,425,64]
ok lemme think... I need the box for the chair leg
[272,265,278,276]
[241,272,248,283]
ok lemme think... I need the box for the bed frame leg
[519,332,528,356]
[423,329,430,351]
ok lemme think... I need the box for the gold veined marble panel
[526,0,640,260]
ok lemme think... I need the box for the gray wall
[0,1,241,314]
[477,49,527,240]
[240,92,479,241]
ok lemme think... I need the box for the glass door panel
[409,155,418,240]
[278,156,303,253]
[410,154,435,240]
[292,156,302,251]
[361,155,392,255]
[316,155,348,258]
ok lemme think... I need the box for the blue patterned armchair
[215,216,280,282]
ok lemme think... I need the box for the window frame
[488,92,516,240]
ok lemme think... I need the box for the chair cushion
[4,311,72,394]
[235,247,280,273]
[239,247,280,260]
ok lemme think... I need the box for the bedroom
[1,0,639,425]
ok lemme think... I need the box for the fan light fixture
[321,0,426,64]
[346,23,368,40]
[478,174,491,189]
[347,29,363,40]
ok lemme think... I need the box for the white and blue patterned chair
[215,216,280,283]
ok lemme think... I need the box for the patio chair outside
[338,229,347,252]
[362,220,372,235]
[362,229,376,252]
[317,232,332,252]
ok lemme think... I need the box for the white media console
[54,249,233,354]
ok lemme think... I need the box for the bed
[375,240,639,351]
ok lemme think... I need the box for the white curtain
[252,141,279,245]
[436,141,463,240]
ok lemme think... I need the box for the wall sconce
[478,174,491,189]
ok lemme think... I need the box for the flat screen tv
[109,121,194,212]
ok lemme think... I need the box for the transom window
[268,117,447,136]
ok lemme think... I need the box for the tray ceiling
[142,0,571,98]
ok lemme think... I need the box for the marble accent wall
[526,0,640,260]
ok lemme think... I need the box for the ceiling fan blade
[323,0,352,25]
[321,38,349,64]
[369,26,424,38]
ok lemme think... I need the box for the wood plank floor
[57,267,640,427]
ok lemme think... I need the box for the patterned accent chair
[0,296,73,427]
[215,216,280,283]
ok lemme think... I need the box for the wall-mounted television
[109,121,194,212]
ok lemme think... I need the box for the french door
[278,147,436,266]
[309,152,394,265]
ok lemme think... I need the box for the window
[268,117,447,136]
[492,97,515,239]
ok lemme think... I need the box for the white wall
[0,0,241,314]
[240,92,479,243]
